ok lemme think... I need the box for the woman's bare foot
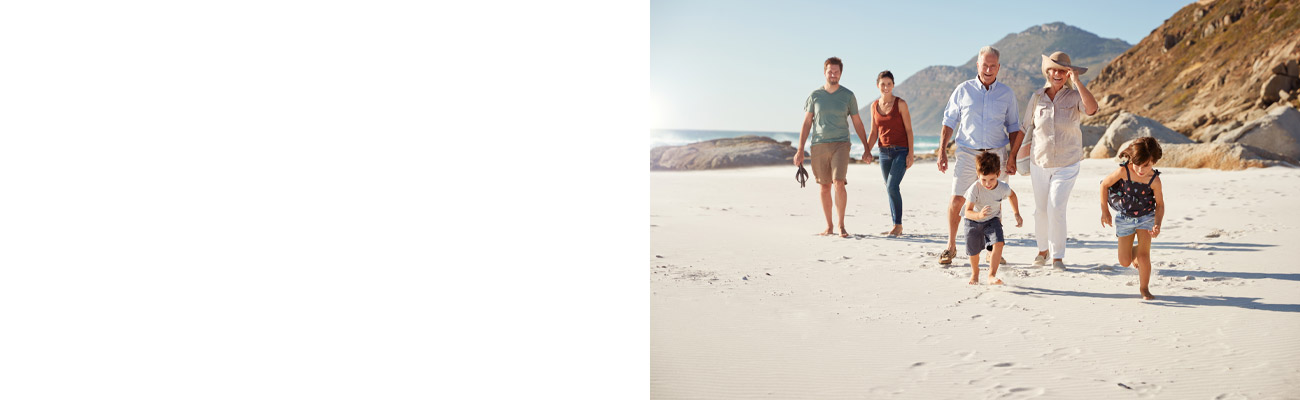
[882,225,903,236]
[840,227,850,238]
[819,226,834,236]
[989,276,1004,285]
[1140,288,1156,300]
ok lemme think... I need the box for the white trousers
[1030,161,1080,259]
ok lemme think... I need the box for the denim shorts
[1115,213,1155,237]
[964,217,1004,257]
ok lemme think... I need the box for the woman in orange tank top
[869,70,915,236]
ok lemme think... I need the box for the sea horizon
[652,128,942,158]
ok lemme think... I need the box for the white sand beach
[651,159,1300,399]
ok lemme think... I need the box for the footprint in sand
[1118,381,1163,396]
[1043,347,1082,361]
[1003,387,1045,396]
[918,334,953,345]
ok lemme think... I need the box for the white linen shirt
[1022,87,1088,168]
[942,78,1022,150]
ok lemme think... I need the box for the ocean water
[651,129,941,158]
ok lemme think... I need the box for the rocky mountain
[1082,0,1300,140]
[877,22,1131,135]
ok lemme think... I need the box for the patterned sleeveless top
[1106,161,1160,217]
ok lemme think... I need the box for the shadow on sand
[850,233,1274,253]
[1071,266,1300,282]
[1008,286,1300,313]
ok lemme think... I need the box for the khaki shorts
[811,141,851,185]
[952,145,1008,196]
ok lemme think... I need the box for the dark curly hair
[976,151,1001,176]
[1122,137,1163,166]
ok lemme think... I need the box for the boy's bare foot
[989,276,1004,285]
[818,227,834,236]
[1140,289,1155,300]
[968,277,979,285]
[840,227,850,238]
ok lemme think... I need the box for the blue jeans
[878,146,909,225]
[1115,213,1155,237]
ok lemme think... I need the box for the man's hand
[1005,157,1018,176]
[794,152,805,166]
[938,153,948,173]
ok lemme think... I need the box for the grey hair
[978,46,1000,61]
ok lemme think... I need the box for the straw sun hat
[1041,51,1088,76]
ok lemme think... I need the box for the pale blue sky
[651,0,1193,132]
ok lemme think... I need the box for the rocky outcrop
[1090,112,1195,158]
[650,135,799,170]
[1084,0,1300,139]
[1191,120,1243,142]
[1113,140,1296,170]
[1259,66,1300,107]
[1213,106,1300,159]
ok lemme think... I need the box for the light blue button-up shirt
[942,78,1021,150]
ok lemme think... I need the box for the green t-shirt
[804,86,859,145]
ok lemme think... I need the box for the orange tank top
[872,97,907,148]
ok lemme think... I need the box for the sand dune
[651,160,1300,399]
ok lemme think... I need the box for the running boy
[1100,137,1165,300]
[963,152,1023,285]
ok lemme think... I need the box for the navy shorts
[964,217,1005,257]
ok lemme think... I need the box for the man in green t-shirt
[794,57,873,238]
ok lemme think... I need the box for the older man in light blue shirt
[935,46,1024,265]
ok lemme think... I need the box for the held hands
[862,152,874,164]
[1101,210,1113,228]
[1014,213,1023,227]
[1005,158,1018,175]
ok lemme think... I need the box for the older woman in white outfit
[1015,51,1098,271]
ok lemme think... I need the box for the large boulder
[650,135,799,170]
[1260,75,1299,105]
[1081,124,1106,147]
[1089,111,1194,158]
[1192,120,1243,143]
[1214,106,1300,160]
[1113,140,1296,170]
